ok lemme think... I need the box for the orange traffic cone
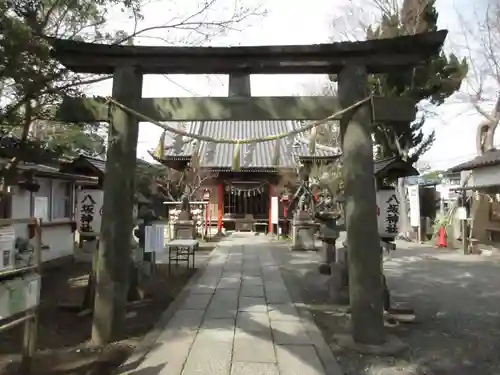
[436,227,447,248]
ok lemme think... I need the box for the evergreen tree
[349,0,468,163]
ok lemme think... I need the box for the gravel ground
[273,238,500,375]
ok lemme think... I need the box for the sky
[85,0,496,171]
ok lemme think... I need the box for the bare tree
[455,1,499,155]
[0,0,265,191]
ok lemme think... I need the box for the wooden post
[461,219,468,254]
[91,65,143,345]
[268,184,273,235]
[217,183,223,234]
[338,65,385,345]
[21,218,42,373]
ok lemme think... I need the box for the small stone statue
[298,193,307,212]
[180,188,191,213]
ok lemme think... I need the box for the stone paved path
[124,233,338,375]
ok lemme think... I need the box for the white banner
[271,196,279,224]
[76,190,103,234]
[376,188,400,239]
[407,185,420,227]
[145,224,165,253]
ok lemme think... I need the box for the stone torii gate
[50,30,446,345]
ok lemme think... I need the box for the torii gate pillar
[91,66,143,345]
[338,65,384,344]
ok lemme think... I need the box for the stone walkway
[123,233,339,375]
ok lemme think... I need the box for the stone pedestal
[316,213,339,274]
[328,263,349,304]
[290,211,316,251]
[327,246,349,305]
[173,211,196,240]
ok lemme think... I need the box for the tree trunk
[91,65,143,345]
[338,65,385,345]
[476,94,500,155]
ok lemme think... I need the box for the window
[31,179,73,220]
[52,181,72,219]
[223,191,236,216]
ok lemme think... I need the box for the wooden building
[154,76,418,233]
[157,127,341,231]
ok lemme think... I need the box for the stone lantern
[290,162,317,251]
[315,210,340,274]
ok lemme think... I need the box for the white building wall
[461,166,500,188]
[10,178,76,263]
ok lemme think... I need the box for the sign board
[455,207,467,220]
[34,196,49,221]
[77,189,139,234]
[0,225,15,271]
[25,274,41,309]
[0,275,42,320]
[76,189,103,234]
[376,188,400,239]
[407,185,420,227]
[145,224,165,253]
[271,196,279,224]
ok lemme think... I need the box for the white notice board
[271,197,279,224]
[145,224,165,253]
[407,185,420,227]
[34,196,49,221]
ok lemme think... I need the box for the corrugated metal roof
[162,120,340,168]
[448,150,500,172]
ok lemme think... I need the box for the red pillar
[268,184,273,234]
[204,203,209,237]
[217,184,223,233]
[282,197,288,237]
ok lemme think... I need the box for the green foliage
[134,161,169,199]
[363,0,468,163]
[420,170,444,181]
[0,0,142,163]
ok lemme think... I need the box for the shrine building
[154,76,418,233]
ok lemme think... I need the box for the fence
[0,217,42,373]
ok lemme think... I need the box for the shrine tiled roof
[161,120,340,169]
